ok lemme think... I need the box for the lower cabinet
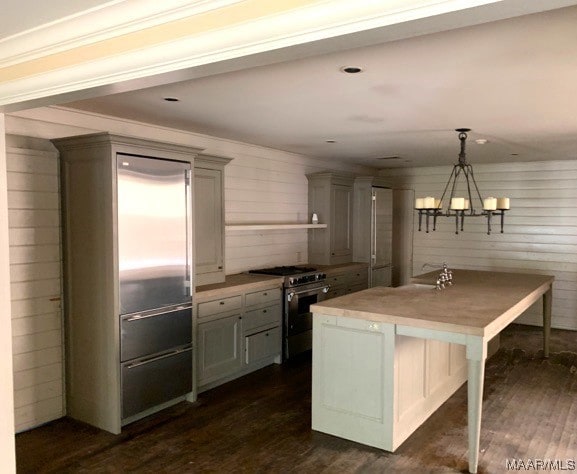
[245,326,281,365]
[196,285,282,391]
[197,314,243,385]
[325,265,369,300]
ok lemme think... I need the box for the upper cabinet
[307,172,354,265]
[194,154,232,286]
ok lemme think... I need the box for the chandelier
[415,128,510,235]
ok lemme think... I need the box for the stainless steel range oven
[249,266,329,360]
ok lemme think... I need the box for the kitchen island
[310,269,553,474]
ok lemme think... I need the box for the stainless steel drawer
[245,288,281,307]
[198,295,242,318]
[120,305,192,362]
[121,345,192,419]
[243,304,281,334]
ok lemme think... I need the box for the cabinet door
[330,184,353,258]
[245,327,281,365]
[195,167,223,283]
[197,314,242,385]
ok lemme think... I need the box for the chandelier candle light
[415,128,510,235]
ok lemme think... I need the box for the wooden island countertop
[310,269,554,474]
[311,269,554,339]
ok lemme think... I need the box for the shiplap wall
[225,151,336,274]
[380,159,577,330]
[6,136,64,432]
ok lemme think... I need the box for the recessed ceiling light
[163,97,180,102]
[475,138,488,144]
[341,66,363,74]
[325,139,336,143]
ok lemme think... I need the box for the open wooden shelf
[225,223,327,231]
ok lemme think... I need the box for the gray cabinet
[324,265,369,300]
[53,133,201,434]
[307,172,354,265]
[197,314,243,385]
[194,154,232,286]
[196,284,282,391]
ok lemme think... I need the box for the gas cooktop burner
[248,266,317,276]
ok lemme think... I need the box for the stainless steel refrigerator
[117,154,193,420]
[370,187,393,287]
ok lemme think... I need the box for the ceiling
[1,0,112,38]
[20,4,577,169]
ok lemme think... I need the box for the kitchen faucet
[422,262,453,290]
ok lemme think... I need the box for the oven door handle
[286,285,330,302]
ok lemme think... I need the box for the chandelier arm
[467,165,484,213]
[437,165,458,213]
[463,165,475,215]
[447,166,462,214]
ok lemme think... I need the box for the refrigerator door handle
[124,303,192,322]
[125,345,192,369]
[185,167,193,296]
[372,190,377,264]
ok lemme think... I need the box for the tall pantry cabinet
[53,133,202,434]
[194,154,231,286]
[307,172,354,265]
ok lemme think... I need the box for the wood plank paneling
[224,155,365,274]
[381,159,577,330]
[7,137,64,432]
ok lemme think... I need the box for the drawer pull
[219,301,225,305]
[263,309,267,313]
[263,292,268,296]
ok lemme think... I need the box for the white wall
[381,160,577,330]
[0,114,16,472]
[6,135,64,432]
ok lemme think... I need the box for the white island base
[312,314,469,452]
[311,270,553,473]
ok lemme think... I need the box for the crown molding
[3,0,577,111]
[0,0,243,67]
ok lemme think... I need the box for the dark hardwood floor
[16,324,577,473]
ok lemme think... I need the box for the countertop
[315,262,369,275]
[195,262,369,301]
[195,274,283,301]
[311,269,554,337]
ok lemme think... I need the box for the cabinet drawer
[245,287,281,307]
[350,270,368,283]
[121,345,192,419]
[198,295,242,318]
[120,306,192,362]
[347,283,368,295]
[327,274,348,285]
[325,288,345,300]
[245,326,281,365]
[243,304,281,334]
